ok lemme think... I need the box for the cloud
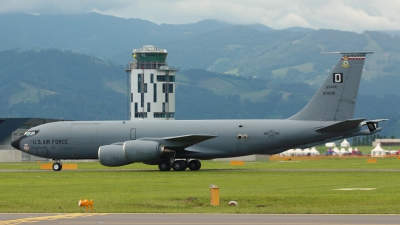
[308,1,400,32]
[1,0,399,32]
[276,13,311,29]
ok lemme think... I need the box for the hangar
[372,139,400,147]
[0,118,64,162]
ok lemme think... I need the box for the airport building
[372,139,400,146]
[1,45,179,162]
[126,45,178,120]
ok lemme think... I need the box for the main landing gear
[52,160,62,171]
[158,159,201,171]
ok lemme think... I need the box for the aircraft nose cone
[11,136,24,150]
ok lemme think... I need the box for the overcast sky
[2,0,399,33]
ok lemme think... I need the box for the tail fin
[288,52,373,121]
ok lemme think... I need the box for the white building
[126,45,178,120]
[371,144,388,157]
[325,142,336,147]
[340,139,350,147]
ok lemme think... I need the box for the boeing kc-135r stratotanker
[12,52,387,171]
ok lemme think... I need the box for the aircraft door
[130,128,136,140]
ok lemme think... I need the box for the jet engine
[98,144,131,167]
[123,140,163,163]
[99,140,164,167]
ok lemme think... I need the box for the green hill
[0,49,126,120]
[1,13,400,98]
[1,49,400,137]
[1,13,400,136]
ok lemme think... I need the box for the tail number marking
[333,73,343,83]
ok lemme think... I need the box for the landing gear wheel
[52,163,62,171]
[188,160,201,171]
[172,160,187,171]
[158,161,171,171]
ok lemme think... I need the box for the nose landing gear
[52,160,62,171]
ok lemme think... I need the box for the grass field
[1,157,400,214]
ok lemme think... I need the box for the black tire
[158,162,171,171]
[188,160,201,171]
[172,160,187,171]
[52,163,62,171]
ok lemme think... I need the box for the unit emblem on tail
[342,56,351,68]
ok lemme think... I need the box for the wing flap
[315,118,365,132]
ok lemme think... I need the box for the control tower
[126,45,178,120]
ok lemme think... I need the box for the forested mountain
[1,13,400,136]
[1,13,400,97]
[1,49,400,137]
[0,49,126,120]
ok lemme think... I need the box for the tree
[361,137,366,146]
[352,137,358,146]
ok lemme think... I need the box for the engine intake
[98,144,131,167]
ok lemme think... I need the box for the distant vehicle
[12,52,387,171]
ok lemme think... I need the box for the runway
[1,213,400,225]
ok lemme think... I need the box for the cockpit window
[24,130,39,137]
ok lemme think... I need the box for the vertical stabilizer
[288,52,373,121]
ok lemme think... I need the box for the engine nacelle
[98,144,131,167]
[123,140,162,163]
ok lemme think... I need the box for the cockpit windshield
[24,130,39,137]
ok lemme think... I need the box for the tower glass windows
[153,83,157,102]
[157,75,175,82]
[162,84,173,93]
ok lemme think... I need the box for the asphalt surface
[1,213,400,225]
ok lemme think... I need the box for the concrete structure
[0,118,63,162]
[126,45,178,120]
[372,139,400,146]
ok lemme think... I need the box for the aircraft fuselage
[11,52,382,171]
[16,119,360,160]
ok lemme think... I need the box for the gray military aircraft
[12,52,386,171]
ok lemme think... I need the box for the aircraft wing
[140,134,217,149]
[315,118,365,132]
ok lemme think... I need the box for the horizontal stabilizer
[140,134,217,149]
[315,118,365,132]
[360,119,388,126]
[361,119,388,132]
